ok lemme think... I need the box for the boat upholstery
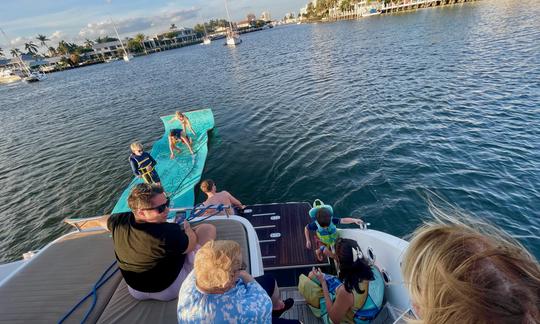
[0,218,250,323]
[0,220,250,323]
[0,230,121,324]
[96,218,249,323]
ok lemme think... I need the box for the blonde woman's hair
[195,240,242,291]
[130,142,143,152]
[402,206,540,324]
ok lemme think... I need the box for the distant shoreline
[300,0,478,23]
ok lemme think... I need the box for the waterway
[0,0,538,263]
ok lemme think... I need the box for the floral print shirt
[177,271,272,324]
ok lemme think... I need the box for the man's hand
[306,240,312,249]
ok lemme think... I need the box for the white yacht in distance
[224,0,241,46]
[111,19,133,62]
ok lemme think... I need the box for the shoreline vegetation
[0,0,479,78]
[298,0,478,22]
[0,20,271,76]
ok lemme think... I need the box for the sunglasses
[142,197,170,213]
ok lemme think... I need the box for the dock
[381,0,476,14]
[326,0,478,22]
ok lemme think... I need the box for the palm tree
[10,48,22,58]
[24,41,39,56]
[134,33,147,55]
[0,47,4,58]
[84,39,94,48]
[170,23,177,30]
[48,46,57,57]
[57,40,70,55]
[36,34,50,48]
[9,48,26,72]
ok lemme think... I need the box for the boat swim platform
[240,202,330,271]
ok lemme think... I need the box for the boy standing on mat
[129,142,161,185]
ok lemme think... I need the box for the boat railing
[63,204,242,231]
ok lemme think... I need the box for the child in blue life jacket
[129,142,161,185]
[304,199,364,261]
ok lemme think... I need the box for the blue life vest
[309,199,338,246]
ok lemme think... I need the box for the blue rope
[58,261,119,324]
[179,204,226,225]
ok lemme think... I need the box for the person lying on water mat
[168,128,194,158]
[129,142,161,185]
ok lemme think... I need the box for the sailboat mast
[224,0,234,31]
[0,27,32,77]
[111,19,128,56]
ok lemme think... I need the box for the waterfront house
[91,40,126,60]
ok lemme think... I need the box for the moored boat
[0,69,21,84]
[224,0,241,46]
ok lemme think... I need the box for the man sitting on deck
[107,183,216,301]
[200,179,246,216]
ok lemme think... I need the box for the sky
[0,0,307,53]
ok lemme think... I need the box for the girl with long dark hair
[310,238,375,323]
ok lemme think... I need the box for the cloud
[77,7,201,41]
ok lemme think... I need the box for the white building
[91,40,126,57]
[261,11,271,21]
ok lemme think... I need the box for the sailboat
[0,27,43,83]
[111,19,133,62]
[224,0,241,46]
[202,24,211,45]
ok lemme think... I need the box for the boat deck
[280,287,322,324]
[241,202,329,270]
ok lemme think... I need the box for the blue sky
[0,0,306,52]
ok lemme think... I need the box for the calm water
[0,0,539,263]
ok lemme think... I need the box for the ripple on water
[0,0,539,262]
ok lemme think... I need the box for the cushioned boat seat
[96,218,250,323]
[0,218,250,323]
[0,230,122,324]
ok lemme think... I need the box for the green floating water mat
[111,108,214,214]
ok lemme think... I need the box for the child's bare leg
[323,247,335,259]
[182,136,194,155]
[315,248,324,262]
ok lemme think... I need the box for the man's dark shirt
[108,212,189,292]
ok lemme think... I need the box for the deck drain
[381,269,391,284]
[270,215,281,220]
[270,232,281,238]
[367,247,376,262]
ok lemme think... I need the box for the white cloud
[77,7,201,41]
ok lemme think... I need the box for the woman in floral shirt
[177,240,295,324]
